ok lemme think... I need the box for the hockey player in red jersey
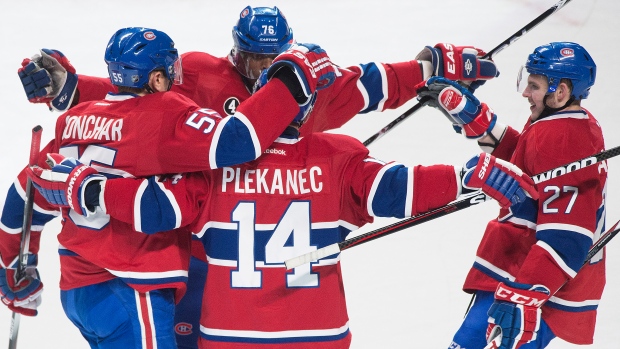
[417,42,606,349]
[16,6,500,348]
[18,7,499,136]
[27,58,539,348]
[0,27,337,348]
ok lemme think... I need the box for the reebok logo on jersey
[265,148,286,156]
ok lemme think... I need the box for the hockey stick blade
[484,218,620,349]
[363,0,574,147]
[285,145,620,269]
[9,125,43,349]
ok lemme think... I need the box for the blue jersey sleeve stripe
[500,196,538,228]
[1,182,57,231]
[537,223,594,240]
[473,256,516,282]
[537,223,594,272]
[369,163,410,218]
[357,63,388,114]
[135,177,181,234]
[537,239,586,277]
[155,179,182,229]
[210,113,260,169]
[366,162,400,216]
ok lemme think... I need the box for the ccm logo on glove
[495,285,547,307]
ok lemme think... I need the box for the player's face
[521,74,549,121]
[241,52,278,80]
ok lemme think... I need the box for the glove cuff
[50,72,78,111]
[419,60,433,80]
[80,176,106,217]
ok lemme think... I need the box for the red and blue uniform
[65,50,428,347]
[0,80,301,348]
[451,109,607,348]
[100,128,461,348]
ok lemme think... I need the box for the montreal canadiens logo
[144,31,156,40]
[175,322,193,335]
[560,48,574,57]
[240,8,250,18]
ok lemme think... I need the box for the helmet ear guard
[104,27,182,89]
[522,42,596,100]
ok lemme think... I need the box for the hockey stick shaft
[285,144,620,269]
[484,218,619,349]
[9,125,43,349]
[362,0,574,147]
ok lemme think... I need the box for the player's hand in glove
[416,43,498,91]
[265,43,337,106]
[415,77,505,139]
[487,281,551,349]
[0,254,43,317]
[26,153,105,217]
[461,153,539,208]
[18,49,78,112]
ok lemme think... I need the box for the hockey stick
[484,218,620,349]
[285,144,620,269]
[362,0,574,147]
[8,125,43,349]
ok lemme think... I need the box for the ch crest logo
[224,97,241,115]
[175,322,193,335]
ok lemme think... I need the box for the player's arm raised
[18,49,115,111]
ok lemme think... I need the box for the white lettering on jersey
[221,166,324,195]
[62,115,123,141]
[532,156,599,184]
[264,148,287,155]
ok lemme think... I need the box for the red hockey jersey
[67,50,426,266]
[463,109,607,344]
[71,51,425,135]
[101,131,461,348]
[0,80,301,301]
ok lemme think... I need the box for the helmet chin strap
[538,94,575,120]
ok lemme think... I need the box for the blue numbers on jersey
[185,108,221,134]
[231,201,318,288]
